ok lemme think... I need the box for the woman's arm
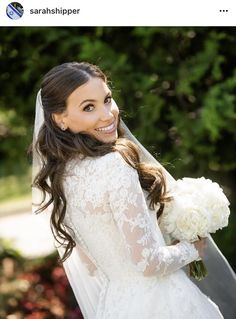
[106,152,199,277]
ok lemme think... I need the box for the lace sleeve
[106,152,199,277]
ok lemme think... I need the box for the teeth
[96,123,115,132]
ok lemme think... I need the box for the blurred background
[0,27,236,318]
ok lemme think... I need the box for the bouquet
[160,177,230,280]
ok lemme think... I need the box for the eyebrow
[79,92,111,107]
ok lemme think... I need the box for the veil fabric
[32,90,236,319]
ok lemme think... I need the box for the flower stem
[189,260,208,281]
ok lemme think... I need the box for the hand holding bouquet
[160,177,230,280]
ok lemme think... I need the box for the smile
[95,122,116,133]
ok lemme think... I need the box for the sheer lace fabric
[62,152,223,319]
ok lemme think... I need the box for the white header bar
[0,0,236,26]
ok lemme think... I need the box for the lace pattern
[62,152,223,319]
[64,152,199,278]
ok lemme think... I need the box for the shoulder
[65,151,138,181]
[64,152,140,195]
[94,151,139,185]
[95,151,122,165]
[95,151,134,172]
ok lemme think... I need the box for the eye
[83,104,94,112]
[105,96,112,104]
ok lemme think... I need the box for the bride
[31,61,236,318]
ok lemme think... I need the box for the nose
[99,104,114,122]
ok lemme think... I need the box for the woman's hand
[193,237,207,259]
[171,238,207,259]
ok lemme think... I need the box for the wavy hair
[31,62,170,262]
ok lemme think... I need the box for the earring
[61,124,66,131]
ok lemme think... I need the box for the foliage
[0,168,31,203]
[0,28,236,174]
[0,239,83,319]
[0,27,235,268]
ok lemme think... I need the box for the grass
[0,167,31,200]
[0,166,31,216]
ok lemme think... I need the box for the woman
[32,62,226,318]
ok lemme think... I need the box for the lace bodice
[63,151,199,280]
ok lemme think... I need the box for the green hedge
[0,27,235,269]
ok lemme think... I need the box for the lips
[95,121,116,133]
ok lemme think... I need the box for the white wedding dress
[62,151,224,319]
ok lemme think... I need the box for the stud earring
[61,124,66,131]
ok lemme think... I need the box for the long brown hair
[31,62,169,262]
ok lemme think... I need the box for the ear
[52,112,68,130]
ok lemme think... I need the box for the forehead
[67,77,110,104]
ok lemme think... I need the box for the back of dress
[62,151,223,319]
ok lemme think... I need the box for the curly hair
[30,62,170,262]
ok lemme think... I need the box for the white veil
[32,90,236,319]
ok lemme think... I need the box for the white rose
[208,205,230,233]
[161,195,207,241]
[160,177,230,243]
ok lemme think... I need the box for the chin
[101,136,118,144]
[99,132,118,144]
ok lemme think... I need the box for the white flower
[160,177,230,242]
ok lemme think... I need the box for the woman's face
[55,77,119,143]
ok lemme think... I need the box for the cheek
[76,114,98,129]
[112,101,120,115]
[67,111,97,133]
